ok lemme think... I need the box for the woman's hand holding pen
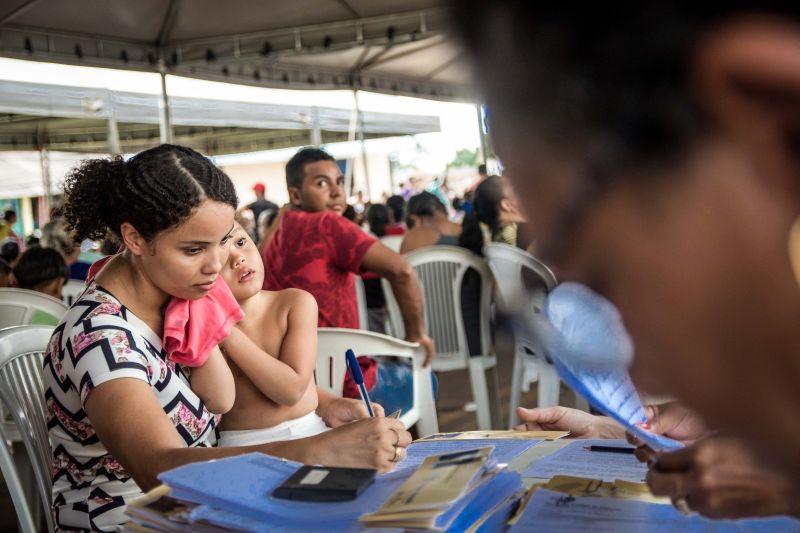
[317,395,385,427]
[307,416,412,473]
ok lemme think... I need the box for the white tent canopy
[0,79,440,154]
[0,150,102,198]
[0,0,473,102]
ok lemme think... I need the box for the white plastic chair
[354,276,370,331]
[484,243,587,426]
[315,327,439,437]
[380,235,403,253]
[60,279,87,307]
[384,245,501,430]
[0,325,56,533]
[0,288,68,329]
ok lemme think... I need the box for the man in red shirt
[262,148,435,400]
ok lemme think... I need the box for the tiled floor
[0,328,577,532]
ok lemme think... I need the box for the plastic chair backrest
[404,245,495,364]
[0,288,69,329]
[354,276,369,330]
[315,327,438,434]
[380,235,403,253]
[0,325,55,533]
[483,243,557,315]
[60,280,87,307]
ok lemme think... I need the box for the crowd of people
[17,139,532,530]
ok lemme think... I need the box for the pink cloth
[163,279,244,367]
[86,255,113,284]
[87,253,243,367]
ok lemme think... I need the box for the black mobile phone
[272,465,376,502]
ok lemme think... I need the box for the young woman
[45,144,410,532]
[459,175,526,255]
[399,191,462,254]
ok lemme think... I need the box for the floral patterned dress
[44,284,217,532]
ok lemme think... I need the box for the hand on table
[647,434,800,519]
[513,406,625,439]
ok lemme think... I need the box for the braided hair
[62,144,238,243]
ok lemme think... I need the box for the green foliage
[448,148,480,168]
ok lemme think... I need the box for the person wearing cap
[246,182,278,242]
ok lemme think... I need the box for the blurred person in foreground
[450,0,800,519]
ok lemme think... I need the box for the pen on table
[345,348,374,417]
[585,445,636,454]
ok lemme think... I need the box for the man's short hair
[286,147,336,190]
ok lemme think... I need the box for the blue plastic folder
[159,452,525,533]
[540,283,683,452]
[433,470,523,532]
[158,453,407,530]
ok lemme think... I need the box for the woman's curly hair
[62,144,238,243]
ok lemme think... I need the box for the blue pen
[345,349,375,417]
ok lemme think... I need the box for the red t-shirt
[262,211,378,395]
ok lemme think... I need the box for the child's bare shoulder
[268,288,317,314]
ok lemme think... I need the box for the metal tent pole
[107,117,121,155]
[354,90,371,200]
[39,148,52,216]
[158,60,173,144]
[310,106,322,147]
[476,104,488,165]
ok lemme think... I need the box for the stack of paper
[124,485,226,533]
[144,452,411,532]
[360,447,524,532]
[522,439,648,483]
[508,488,800,532]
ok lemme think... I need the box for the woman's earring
[788,216,800,287]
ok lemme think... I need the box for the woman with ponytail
[46,144,410,532]
[459,175,526,255]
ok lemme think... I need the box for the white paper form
[522,439,647,483]
[552,357,683,452]
[540,283,684,452]
[509,488,800,533]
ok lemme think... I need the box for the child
[216,224,326,446]
[12,246,70,325]
[13,246,69,299]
